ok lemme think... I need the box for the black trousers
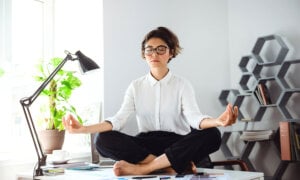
[94,127,221,174]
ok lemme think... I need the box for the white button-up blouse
[106,71,211,135]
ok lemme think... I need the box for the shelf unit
[218,35,300,179]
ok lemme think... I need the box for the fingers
[216,104,239,127]
[227,104,233,114]
[233,106,238,121]
[62,114,75,130]
[226,104,238,126]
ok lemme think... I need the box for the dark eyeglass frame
[144,45,169,56]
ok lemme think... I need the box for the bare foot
[190,162,197,174]
[112,158,197,176]
[181,161,198,174]
[161,167,177,174]
[157,162,197,175]
[113,160,149,176]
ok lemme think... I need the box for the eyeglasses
[144,45,169,56]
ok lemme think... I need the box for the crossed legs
[95,128,221,176]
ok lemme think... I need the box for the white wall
[103,0,229,134]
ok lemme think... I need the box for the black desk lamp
[20,50,99,177]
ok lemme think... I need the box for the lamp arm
[19,104,46,176]
[19,53,72,176]
[26,53,72,104]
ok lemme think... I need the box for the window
[0,0,103,161]
[0,0,48,159]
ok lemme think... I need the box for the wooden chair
[211,159,249,171]
[197,156,250,171]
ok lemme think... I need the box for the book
[290,122,297,160]
[254,87,264,105]
[279,121,291,160]
[295,125,300,150]
[258,83,272,105]
[291,122,300,160]
[241,118,253,122]
[242,130,273,135]
[240,130,274,141]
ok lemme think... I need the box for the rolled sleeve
[105,118,121,131]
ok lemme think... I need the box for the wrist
[81,126,88,133]
[214,118,221,127]
[200,118,218,129]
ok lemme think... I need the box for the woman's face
[143,38,172,69]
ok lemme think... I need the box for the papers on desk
[173,174,228,180]
[41,161,230,180]
[66,163,100,170]
[121,173,229,180]
[42,162,101,176]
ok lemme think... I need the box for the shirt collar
[147,70,173,86]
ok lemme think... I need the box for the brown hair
[141,27,182,62]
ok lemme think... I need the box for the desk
[18,167,264,180]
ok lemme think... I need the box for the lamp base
[33,153,47,177]
[35,168,44,176]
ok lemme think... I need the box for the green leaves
[35,58,83,130]
[58,71,82,100]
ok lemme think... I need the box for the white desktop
[17,166,264,180]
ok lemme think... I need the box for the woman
[63,26,238,176]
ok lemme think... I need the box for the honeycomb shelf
[219,34,299,179]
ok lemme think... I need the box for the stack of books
[279,121,300,161]
[240,129,274,141]
[254,83,272,105]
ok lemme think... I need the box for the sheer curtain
[0,0,51,160]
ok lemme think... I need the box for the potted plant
[35,57,83,154]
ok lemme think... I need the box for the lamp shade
[75,51,100,72]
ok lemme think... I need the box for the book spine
[290,122,296,160]
[258,84,267,105]
[254,86,263,105]
[293,123,300,160]
[258,83,272,105]
[279,121,291,161]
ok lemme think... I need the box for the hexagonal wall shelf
[232,93,263,121]
[239,73,258,92]
[277,89,300,121]
[276,59,300,89]
[239,55,263,79]
[218,89,240,106]
[218,34,300,179]
[252,35,289,66]
[255,77,281,105]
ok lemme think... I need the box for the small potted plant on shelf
[35,57,83,154]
